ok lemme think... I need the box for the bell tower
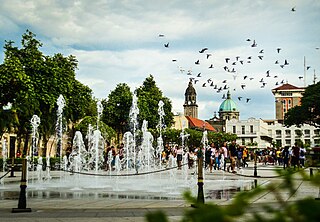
[183,80,198,118]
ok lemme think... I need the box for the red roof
[272,83,304,91]
[185,116,216,131]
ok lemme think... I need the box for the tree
[285,81,320,127]
[0,30,95,155]
[136,75,174,130]
[101,83,132,143]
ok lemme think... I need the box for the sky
[1,0,319,121]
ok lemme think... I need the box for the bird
[249,77,254,80]
[222,80,227,83]
[280,65,285,68]
[259,78,264,83]
[199,48,208,53]
[284,59,289,65]
[275,60,279,64]
[158,34,165,37]
[274,75,278,78]
[236,56,240,61]
[244,75,248,80]
[238,96,242,101]
[275,82,279,85]
[195,60,200,65]
[172,59,177,62]
[202,83,206,87]
[206,54,212,59]
[246,98,251,103]
[164,42,169,48]
[187,70,192,75]
[246,39,251,42]
[222,94,226,99]
[207,78,212,83]
[307,66,311,70]
[251,40,257,47]
[208,64,214,68]
[258,55,263,60]
[225,58,230,63]
[247,56,252,59]
[298,76,303,80]
[223,66,229,71]
[239,60,244,65]
[280,79,285,84]
[194,80,199,84]
[232,62,236,65]
[291,7,296,12]
[241,84,246,89]
[277,48,281,53]
[210,82,214,86]
[197,73,202,77]
[259,49,264,53]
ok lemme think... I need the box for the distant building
[271,83,305,123]
[183,80,198,118]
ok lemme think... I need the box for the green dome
[219,91,238,112]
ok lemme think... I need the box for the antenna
[304,56,306,87]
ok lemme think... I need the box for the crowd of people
[103,140,308,173]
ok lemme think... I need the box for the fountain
[156,100,165,167]
[56,94,66,161]
[129,91,139,171]
[1,138,7,185]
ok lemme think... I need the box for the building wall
[226,118,320,148]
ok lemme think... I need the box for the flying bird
[251,40,257,47]
[225,58,230,63]
[238,96,242,101]
[284,59,289,65]
[206,54,212,59]
[202,83,206,87]
[258,55,263,60]
[172,59,177,62]
[208,64,214,68]
[298,76,303,80]
[307,66,311,70]
[291,7,296,12]
[246,98,251,103]
[259,49,264,53]
[158,34,165,37]
[246,39,251,42]
[277,48,281,53]
[197,73,202,77]
[199,48,208,53]
[164,42,169,48]
[244,75,248,80]
[241,84,246,89]
[275,60,279,64]
[195,60,200,65]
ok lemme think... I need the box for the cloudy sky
[1,0,319,121]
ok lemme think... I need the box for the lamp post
[12,158,31,213]
[197,148,205,204]
[254,150,258,177]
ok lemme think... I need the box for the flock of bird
[156,6,316,105]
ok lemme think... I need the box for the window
[314,129,320,136]
[315,139,320,146]
[285,139,291,145]
[242,138,245,145]
[241,125,245,134]
[304,139,310,147]
[250,138,254,143]
[250,125,253,133]
[276,139,282,147]
[285,130,291,138]
[276,130,282,138]
[232,126,236,134]
[304,129,310,137]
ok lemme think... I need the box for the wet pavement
[0,163,319,222]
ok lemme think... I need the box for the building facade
[183,80,198,118]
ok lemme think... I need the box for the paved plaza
[0,163,319,222]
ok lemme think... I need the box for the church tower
[183,80,198,118]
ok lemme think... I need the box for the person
[205,144,213,170]
[176,146,183,169]
[299,146,306,167]
[292,143,300,169]
[214,145,220,171]
[227,140,237,173]
[282,146,290,169]
[187,148,195,169]
[242,147,249,168]
[16,150,21,158]
[221,142,228,171]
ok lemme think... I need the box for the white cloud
[1,0,319,121]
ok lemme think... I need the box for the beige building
[272,83,305,123]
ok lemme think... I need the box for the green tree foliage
[285,81,320,127]
[0,30,94,155]
[101,83,132,143]
[136,75,174,130]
